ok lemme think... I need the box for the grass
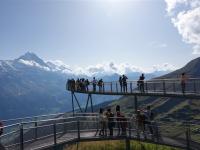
[64,140,180,150]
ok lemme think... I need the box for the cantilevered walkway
[67,78,200,114]
[67,78,200,99]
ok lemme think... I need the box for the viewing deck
[67,78,200,99]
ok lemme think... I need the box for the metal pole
[128,122,131,138]
[173,82,176,92]
[145,82,148,93]
[153,82,156,92]
[134,95,138,113]
[130,83,133,93]
[90,94,94,113]
[73,94,83,112]
[186,123,191,150]
[34,121,38,140]
[77,120,80,140]
[71,92,75,116]
[20,124,24,150]
[85,94,90,112]
[53,124,57,148]
[163,81,166,94]
[111,83,113,92]
[193,80,196,93]
[125,138,130,150]
[116,83,118,93]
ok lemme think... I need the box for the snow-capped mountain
[0,52,175,77]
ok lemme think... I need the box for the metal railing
[1,114,200,150]
[67,78,200,97]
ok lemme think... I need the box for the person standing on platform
[122,75,128,92]
[92,77,97,92]
[119,76,123,92]
[139,74,145,93]
[106,108,115,136]
[180,73,188,94]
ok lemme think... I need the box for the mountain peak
[16,52,47,67]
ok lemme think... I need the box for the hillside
[101,57,200,122]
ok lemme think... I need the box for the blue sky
[0,0,199,70]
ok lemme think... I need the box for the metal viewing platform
[66,78,200,115]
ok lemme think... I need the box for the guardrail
[1,114,200,150]
[67,78,200,97]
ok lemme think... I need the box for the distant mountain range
[0,52,172,119]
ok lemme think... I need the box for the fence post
[125,138,130,150]
[77,120,80,140]
[128,121,131,138]
[153,82,156,92]
[34,121,38,140]
[134,95,138,114]
[130,82,133,93]
[20,124,24,150]
[173,81,176,92]
[186,123,191,150]
[163,80,166,94]
[53,124,57,147]
[193,80,196,93]
[145,82,148,93]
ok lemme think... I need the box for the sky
[0,0,200,72]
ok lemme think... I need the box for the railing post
[77,120,80,140]
[116,83,118,93]
[128,121,131,138]
[163,80,166,94]
[145,82,148,93]
[186,123,191,150]
[34,121,38,140]
[130,82,133,93]
[103,83,105,92]
[193,80,196,93]
[153,82,156,92]
[134,95,138,114]
[53,123,57,147]
[125,138,130,150]
[111,83,113,92]
[173,81,176,92]
[20,124,24,150]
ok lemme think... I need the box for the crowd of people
[97,105,156,137]
[67,72,189,95]
[67,73,147,93]
[67,77,104,92]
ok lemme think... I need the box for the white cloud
[165,0,200,54]
[150,63,176,72]
[149,41,168,48]
[165,0,187,14]
[49,60,175,76]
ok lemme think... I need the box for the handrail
[1,114,200,150]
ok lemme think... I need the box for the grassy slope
[64,141,180,150]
